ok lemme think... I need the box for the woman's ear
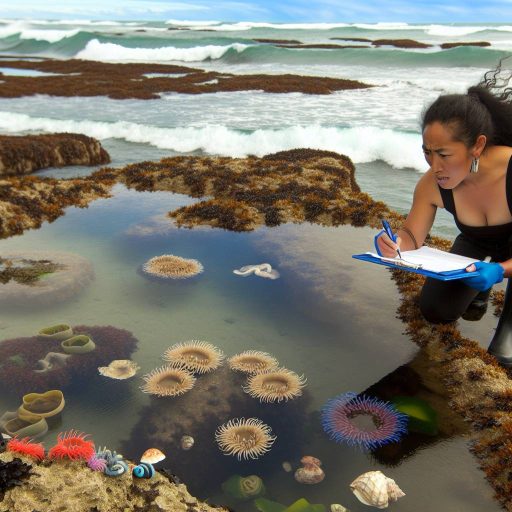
[473,134,487,158]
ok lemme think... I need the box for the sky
[0,0,511,23]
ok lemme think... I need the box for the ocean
[0,19,509,512]
[1,20,512,235]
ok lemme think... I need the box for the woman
[376,64,512,349]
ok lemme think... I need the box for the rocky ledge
[0,451,227,512]
[0,133,110,176]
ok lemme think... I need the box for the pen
[382,220,402,259]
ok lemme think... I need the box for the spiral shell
[180,435,194,450]
[132,462,155,479]
[350,470,405,509]
[104,459,128,477]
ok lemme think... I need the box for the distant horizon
[0,0,509,24]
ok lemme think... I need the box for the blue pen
[382,220,402,259]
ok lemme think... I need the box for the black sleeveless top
[438,155,512,252]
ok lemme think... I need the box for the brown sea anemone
[140,364,196,397]
[142,254,203,279]
[98,359,140,380]
[243,367,306,403]
[163,340,224,374]
[215,417,276,460]
[228,350,279,374]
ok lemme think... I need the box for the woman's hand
[374,230,402,258]
[462,261,504,291]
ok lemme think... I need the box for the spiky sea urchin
[163,340,224,374]
[140,364,196,397]
[142,254,203,279]
[215,417,276,460]
[321,392,408,451]
[243,367,306,402]
[228,350,279,374]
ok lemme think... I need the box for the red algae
[7,437,45,461]
[48,430,95,461]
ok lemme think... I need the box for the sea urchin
[321,392,408,451]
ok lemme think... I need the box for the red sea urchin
[7,437,45,461]
[48,430,95,461]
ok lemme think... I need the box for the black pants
[419,234,509,324]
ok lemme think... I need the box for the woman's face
[422,121,474,189]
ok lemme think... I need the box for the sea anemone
[321,392,408,451]
[98,359,140,380]
[87,453,107,472]
[163,341,224,374]
[243,367,306,402]
[48,430,95,461]
[7,437,45,461]
[142,254,203,279]
[215,417,276,460]
[228,350,279,374]
[140,364,196,397]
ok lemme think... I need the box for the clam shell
[330,505,349,512]
[140,447,165,464]
[180,435,194,450]
[294,465,325,484]
[350,470,404,509]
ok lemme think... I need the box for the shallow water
[0,183,501,511]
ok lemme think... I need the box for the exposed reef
[0,172,112,239]
[0,133,110,176]
[329,37,491,50]
[0,325,138,396]
[0,251,93,306]
[0,451,227,512]
[0,58,372,99]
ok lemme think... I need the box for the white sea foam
[19,29,80,43]
[423,25,487,37]
[163,21,351,31]
[0,111,425,171]
[75,39,250,62]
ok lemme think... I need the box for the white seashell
[350,471,404,509]
[330,505,349,512]
[180,435,194,450]
[282,461,292,472]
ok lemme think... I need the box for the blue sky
[0,0,510,22]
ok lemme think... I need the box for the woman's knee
[419,297,459,324]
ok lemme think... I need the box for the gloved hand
[374,230,400,257]
[462,261,505,291]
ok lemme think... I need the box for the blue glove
[462,261,505,291]
[374,229,397,256]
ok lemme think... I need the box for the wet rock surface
[0,58,372,99]
[0,133,110,176]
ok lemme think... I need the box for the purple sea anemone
[321,392,408,451]
[87,453,107,472]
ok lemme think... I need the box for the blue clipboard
[352,253,480,281]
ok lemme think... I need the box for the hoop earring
[470,158,479,173]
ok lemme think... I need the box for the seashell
[282,461,292,472]
[222,474,265,500]
[140,447,165,464]
[350,470,405,509]
[104,459,128,477]
[180,435,194,450]
[132,462,155,479]
[330,505,349,512]
[294,455,325,484]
